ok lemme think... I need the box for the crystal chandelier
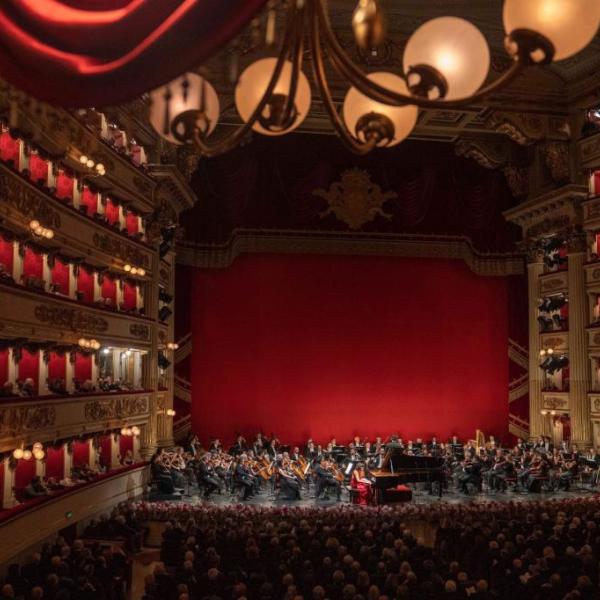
[149,0,600,156]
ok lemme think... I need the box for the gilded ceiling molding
[454,138,510,170]
[84,396,149,422]
[177,229,524,276]
[34,305,109,334]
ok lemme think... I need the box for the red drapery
[18,349,39,390]
[0,130,20,166]
[28,152,49,185]
[119,435,133,460]
[0,235,13,273]
[74,353,92,382]
[77,266,94,303]
[125,211,139,235]
[45,446,64,479]
[14,458,36,490]
[0,0,268,107]
[55,170,74,202]
[23,247,43,280]
[104,199,120,225]
[0,349,8,386]
[101,274,117,305]
[72,440,89,467]
[51,257,70,295]
[122,280,137,311]
[100,435,112,469]
[80,186,98,216]
[48,351,66,382]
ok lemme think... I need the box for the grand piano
[369,444,446,503]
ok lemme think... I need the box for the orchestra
[147,432,600,505]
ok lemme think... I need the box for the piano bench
[345,486,360,504]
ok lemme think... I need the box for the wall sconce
[12,442,44,460]
[167,342,179,350]
[166,409,176,417]
[79,154,106,176]
[123,264,146,277]
[120,426,140,437]
[29,220,54,240]
[78,338,101,350]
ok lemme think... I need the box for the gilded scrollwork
[34,305,109,334]
[0,406,56,436]
[84,396,149,422]
[92,233,150,267]
[129,324,150,340]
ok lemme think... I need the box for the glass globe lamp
[150,73,220,145]
[343,72,418,147]
[504,0,600,61]
[403,17,489,100]
[235,58,311,136]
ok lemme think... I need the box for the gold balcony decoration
[148,0,600,157]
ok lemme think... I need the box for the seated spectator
[121,449,134,466]
[19,378,35,397]
[47,378,67,395]
[23,476,49,499]
[0,381,15,397]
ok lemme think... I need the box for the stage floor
[150,482,597,508]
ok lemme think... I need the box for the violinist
[198,453,221,499]
[304,439,318,462]
[350,463,372,506]
[234,455,255,500]
[290,446,302,462]
[314,457,341,501]
[253,433,265,456]
[278,454,301,500]
[208,438,222,453]
[266,439,278,460]
[229,435,246,456]
[558,453,579,491]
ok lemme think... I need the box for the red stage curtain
[72,440,89,467]
[55,170,74,202]
[101,274,117,305]
[104,199,120,225]
[0,130,20,167]
[80,186,98,216]
[45,446,64,479]
[119,435,133,460]
[18,349,39,390]
[23,247,43,280]
[28,152,49,185]
[77,267,94,303]
[0,236,13,273]
[122,280,137,311]
[51,257,70,295]
[14,458,36,490]
[48,352,66,382]
[74,353,92,382]
[0,0,268,106]
[191,255,510,445]
[125,211,139,235]
[0,349,8,386]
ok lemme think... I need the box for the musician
[374,436,384,453]
[558,453,578,491]
[234,455,255,500]
[314,458,341,501]
[487,450,506,492]
[253,433,265,456]
[534,436,553,454]
[278,455,301,500]
[429,437,439,453]
[350,463,372,506]
[208,438,222,453]
[150,449,175,494]
[414,438,424,454]
[290,446,302,462]
[229,435,247,456]
[363,441,373,458]
[266,439,278,460]
[198,454,221,499]
[458,456,482,494]
[371,447,386,469]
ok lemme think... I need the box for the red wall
[18,349,39,390]
[15,458,36,490]
[23,247,43,280]
[101,274,117,305]
[191,255,510,445]
[74,353,92,382]
[45,446,64,479]
[48,352,66,382]
[28,152,48,185]
[122,281,137,310]
[72,440,89,467]
[81,186,98,216]
[55,170,73,202]
[51,258,70,295]
[0,349,8,386]
[0,236,13,273]
[105,199,120,225]
[77,267,94,303]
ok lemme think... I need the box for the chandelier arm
[313,0,526,109]
[187,2,301,156]
[280,3,305,126]
[309,0,376,155]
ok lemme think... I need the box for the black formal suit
[314,465,341,499]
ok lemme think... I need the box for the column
[91,353,99,384]
[527,248,549,438]
[63,443,72,479]
[35,457,46,478]
[72,179,81,209]
[1,458,18,508]
[42,254,51,292]
[93,272,101,303]
[65,352,75,393]
[568,234,593,447]
[118,206,126,230]
[110,433,120,468]
[7,348,17,388]
[68,264,78,300]
[47,162,56,189]
[88,439,96,470]
[116,279,124,311]
[18,140,27,173]
[38,352,49,395]
[133,433,141,462]
[12,242,22,285]
[136,284,142,312]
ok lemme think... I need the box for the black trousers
[280,476,301,499]
[201,475,221,498]
[317,477,341,499]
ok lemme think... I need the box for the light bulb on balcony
[86,159,95,169]
[547,348,554,355]
[403,17,490,100]
[95,163,105,174]
[541,410,548,416]
[79,155,88,165]
[539,349,546,356]
[33,442,42,450]
[102,347,110,355]
[12,448,23,460]
[44,229,54,240]
[120,427,128,436]
[78,338,87,347]
[22,450,32,461]
[150,73,220,145]
[504,0,600,61]
[235,58,311,136]
[29,220,40,230]
[123,264,132,272]
[130,267,138,276]
[131,426,140,436]
[33,449,45,460]
[137,268,146,277]
[343,72,418,147]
